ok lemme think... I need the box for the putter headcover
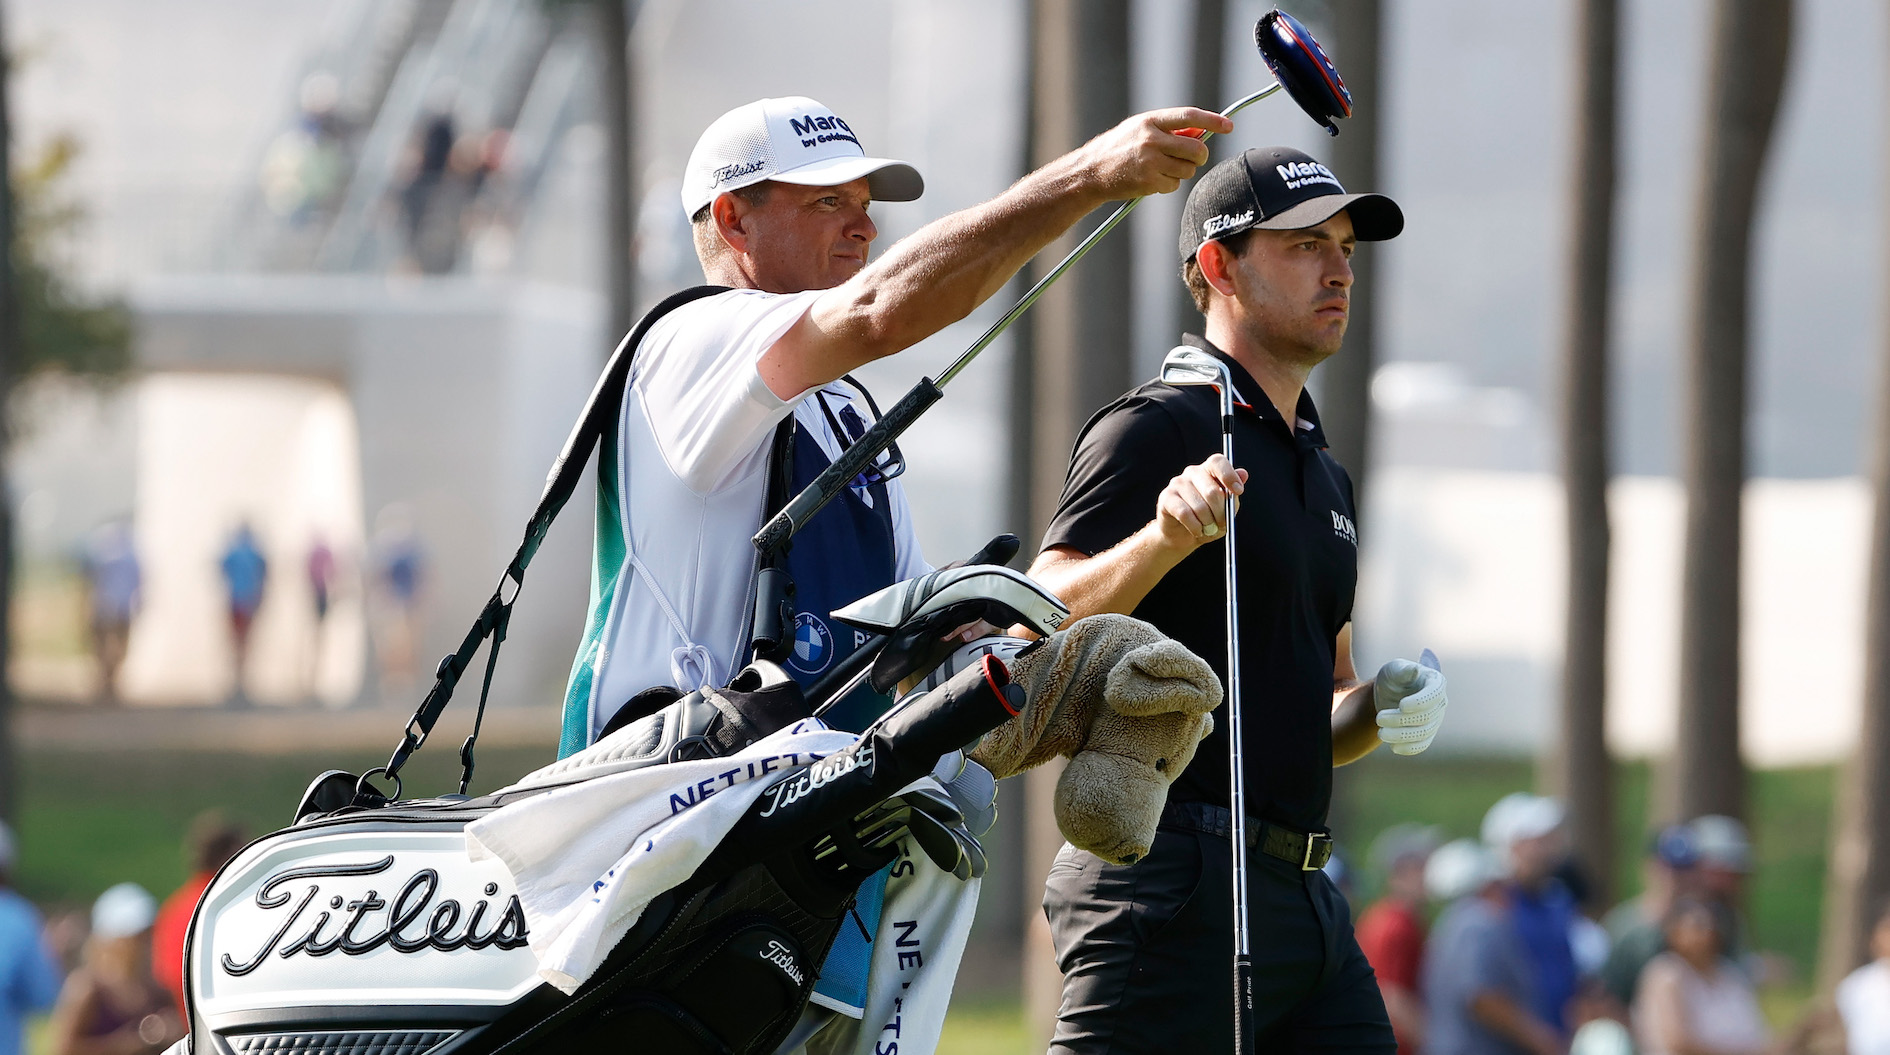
[964,615,1221,865]
[1256,9,1352,136]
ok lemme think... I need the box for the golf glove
[1374,658,1447,756]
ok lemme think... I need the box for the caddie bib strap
[776,384,900,735]
[371,285,728,803]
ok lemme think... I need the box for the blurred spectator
[372,506,427,701]
[400,90,458,272]
[219,523,268,704]
[1423,838,1561,1055]
[1631,897,1785,1055]
[260,72,347,223]
[152,813,248,1021]
[0,820,62,1055]
[80,522,140,704]
[48,884,179,1055]
[1600,824,1699,1006]
[1834,899,1890,1055]
[1688,815,1754,958]
[1484,793,1580,1037]
[1359,824,1440,1055]
[307,536,336,627]
[306,536,338,697]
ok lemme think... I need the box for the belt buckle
[1301,832,1332,871]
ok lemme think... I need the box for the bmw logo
[788,613,833,675]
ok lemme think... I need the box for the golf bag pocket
[575,916,813,1054]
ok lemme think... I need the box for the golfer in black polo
[1027,147,1450,1053]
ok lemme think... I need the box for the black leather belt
[1159,800,1334,871]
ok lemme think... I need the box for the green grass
[936,993,1028,1055]
[13,745,556,911]
[9,747,1841,1049]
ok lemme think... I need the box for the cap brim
[771,155,925,202]
[1254,192,1404,241]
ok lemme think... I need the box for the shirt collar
[1178,334,1329,447]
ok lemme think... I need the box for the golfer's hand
[1153,454,1246,551]
[1080,108,1232,200]
[1374,658,1448,755]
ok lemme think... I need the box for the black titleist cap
[1178,147,1404,263]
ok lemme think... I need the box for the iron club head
[1255,9,1352,136]
[1160,346,1235,416]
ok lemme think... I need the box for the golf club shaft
[753,83,1284,556]
[1220,411,1254,1055]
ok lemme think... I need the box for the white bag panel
[193,829,541,1016]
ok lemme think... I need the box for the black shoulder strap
[367,285,729,802]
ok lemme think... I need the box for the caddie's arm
[761,108,1232,398]
[1028,452,1247,622]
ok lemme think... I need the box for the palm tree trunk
[1674,0,1793,823]
[599,0,636,339]
[1319,0,1380,494]
[1545,0,1618,909]
[1022,0,1132,1044]
[1171,0,1223,339]
[1818,24,1890,981]
[0,2,16,824]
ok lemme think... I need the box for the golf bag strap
[376,285,730,795]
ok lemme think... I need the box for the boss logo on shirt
[1330,511,1358,546]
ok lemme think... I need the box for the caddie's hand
[1374,658,1448,756]
[1153,454,1247,552]
[1081,107,1233,200]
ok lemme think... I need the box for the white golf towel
[789,852,980,1055]
[465,717,856,992]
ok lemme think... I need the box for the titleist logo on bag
[221,856,529,976]
[195,831,543,1014]
[756,743,873,818]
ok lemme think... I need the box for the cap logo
[1202,210,1254,236]
[788,113,860,149]
[712,159,768,187]
[1276,161,1342,192]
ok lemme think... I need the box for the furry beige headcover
[969,614,1220,864]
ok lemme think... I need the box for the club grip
[1178,127,1208,139]
[752,378,943,555]
[1234,955,1255,1055]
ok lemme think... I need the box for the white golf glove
[1374,656,1447,756]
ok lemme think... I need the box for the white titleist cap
[681,96,924,219]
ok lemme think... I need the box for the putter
[1159,345,1255,1054]
[752,8,1352,557]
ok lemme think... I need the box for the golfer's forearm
[784,156,1112,383]
[1330,679,1378,765]
[1027,526,1190,627]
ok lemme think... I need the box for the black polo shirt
[1041,336,1358,833]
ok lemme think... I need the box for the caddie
[1026,147,1448,1053]
[554,94,1227,1033]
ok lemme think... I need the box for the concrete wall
[131,274,604,712]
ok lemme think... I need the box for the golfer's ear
[712,192,750,255]
[1197,241,1239,299]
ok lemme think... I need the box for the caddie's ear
[711,192,752,255]
[1196,239,1240,300]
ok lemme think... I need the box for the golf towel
[786,851,980,1055]
[466,717,856,992]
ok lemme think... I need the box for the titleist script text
[221,856,528,976]
[757,744,874,818]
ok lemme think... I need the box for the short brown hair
[690,181,777,263]
[1180,230,1253,315]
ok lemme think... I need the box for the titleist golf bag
[164,287,1070,1055]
